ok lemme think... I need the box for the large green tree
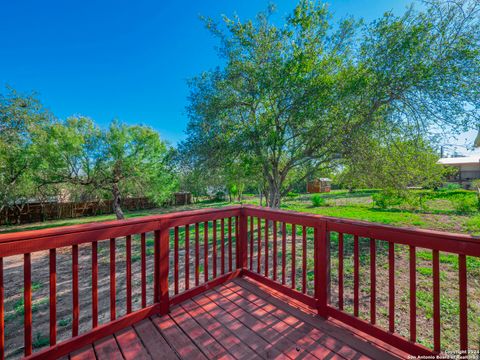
[337,132,448,191]
[182,0,480,207]
[0,88,52,213]
[36,117,176,219]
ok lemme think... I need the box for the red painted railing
[0,205,478,359]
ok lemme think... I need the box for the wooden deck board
[133,319,180,360]
[225,281,365,360]
[94,335,123,360]
[69,345,96,360]
[170,302,235,360]
[67,278,401,360]
[180,299,259,359]
[115,327,151,360]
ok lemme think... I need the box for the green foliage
[451,194,478,214]
[286,191,299,199]
[441,183,461,191]
[32,333,50,349]
[339,135,447,192]
[182,1,480,207]
[0,88,53,211]
[35,118,176,219]
[311,194,326,207]
[372,191,403,209]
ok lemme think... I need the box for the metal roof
[437,155,480,165]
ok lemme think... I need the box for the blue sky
[0,0,443,146]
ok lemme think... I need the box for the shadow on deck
[67,278,406,360]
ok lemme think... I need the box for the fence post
[238,208,248,271]
[315,220,330,318]
[156,224,170,315]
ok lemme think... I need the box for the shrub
[311,194,326,207]
[286,191,299,198]
[214,191,225,201]
[372,191,403,209]
[451,194,477,214]
[440,183,461,191]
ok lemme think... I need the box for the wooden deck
[66,278,405,360]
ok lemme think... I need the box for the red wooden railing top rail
[0,205,478,359]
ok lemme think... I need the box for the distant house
[437,155,480,188]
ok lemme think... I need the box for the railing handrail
[243,204,479,241]
[0,206,241,244]
[1,203,478,254]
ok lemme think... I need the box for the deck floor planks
[69,345,96,360]
[180,298,259,359]
[169,302,235,360]
[115,327,151,360]
[133,319,180,360]
[215,285,341,360]
[193,291,289,359]
[219,283,344,360]
[225,281,364,360]
[151,314,208,360]
[207,287,319,359]
[238,277,402,360]
[66,278,401,360]
[94,335,124,360]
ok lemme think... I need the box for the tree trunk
[266,177,282,208]
[112,183,125,220]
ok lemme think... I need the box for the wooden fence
[0,197,157,225]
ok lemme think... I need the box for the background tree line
[180,0,480,207]
[2,0,479,216]
[0,88,176,219]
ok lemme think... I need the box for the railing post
[315,220,330,318]
[155,224,170,315]
[238,208,248,271]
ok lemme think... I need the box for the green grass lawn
[280,189,480,235]
[2,189,480,235]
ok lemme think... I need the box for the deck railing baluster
[257,217,261,274]
[432,250,440,352]
[459,254,468,350]
[24,253,32,356]
[249,217,253,270]
[174,227,179,294]
[409,245,416,343]
[213,220,217,278]
[141,233,147,308]
[49,249,56,345]
[110,238,116,321]
[1,205,479,359]
[221,218,225,275]
[273,221,277,281]
[126,235,132,313]
[72,244,79,336]
[282,222,286,285]
[389,241,395,333]
[204,221,209,282]
[291,224,296,290]
[228,217,233,272]
[265,219,269,277]
[185,225,190,290]
[338,233,344,311]
[92,241,98,328]
[302,226,306,294]
[195,223,199,286]
[353,235,359,317]
[370,238,376,325]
